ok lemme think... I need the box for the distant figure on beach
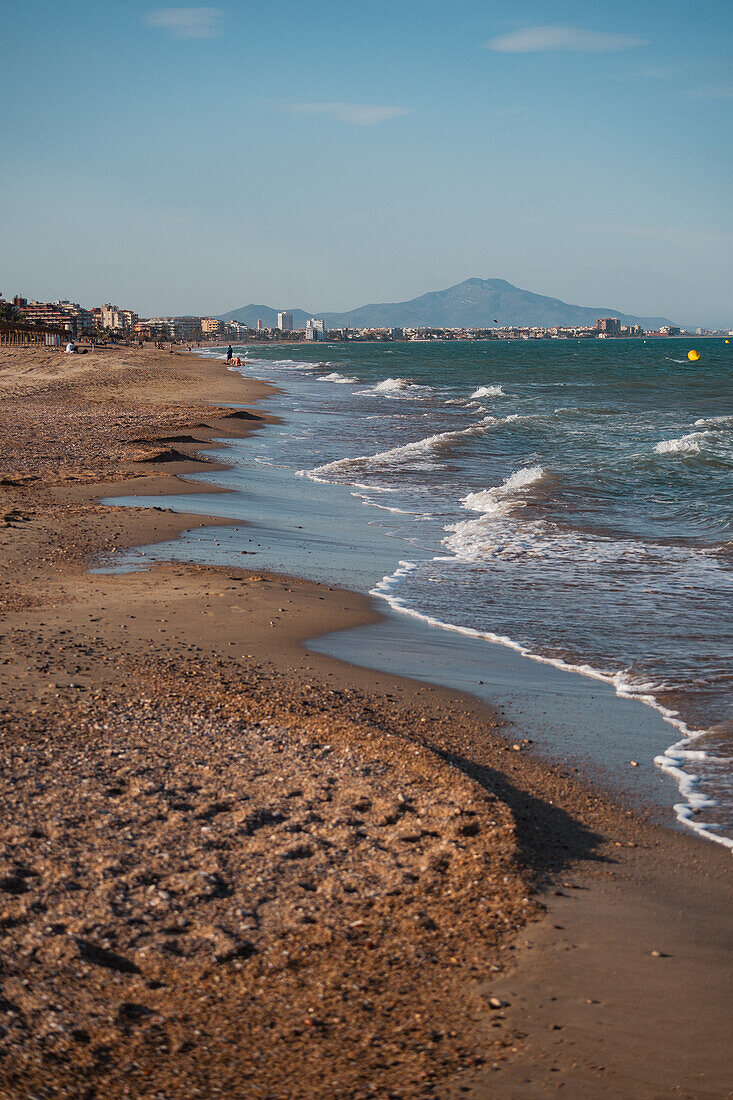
[64,340,76,354]
[226,345,233,362]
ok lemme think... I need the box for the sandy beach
[0,345,730,1099]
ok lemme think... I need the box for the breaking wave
[318,371,359,384]
[694,415,733,428]
[356,377,432,398]
[654,431,711,454]
[303,418,498,480]
[470,384,505,398]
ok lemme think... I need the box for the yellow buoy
[726,339,730,344]
[688,349,700,361]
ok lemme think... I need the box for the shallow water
[108,338,732,847]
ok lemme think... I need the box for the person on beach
[64,340,76,354]
[226,346,233,362]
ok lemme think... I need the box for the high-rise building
[277,311,293,333]
[305,318,327,341]
[596,317,620,336]
[256,318,264,333]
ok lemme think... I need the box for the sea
[110,338,733,849]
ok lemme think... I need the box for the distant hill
[218,278,673,330]
[218,304,311,328]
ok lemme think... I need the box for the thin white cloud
[285,102,412,125]
[144,8,224,39]
[485,25,645,53]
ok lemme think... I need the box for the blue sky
[1,0,731,325]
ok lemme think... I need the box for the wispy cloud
[284,102,412,125]
[144,7,224,39]
[691,84,733,99]
[485,26,645,53]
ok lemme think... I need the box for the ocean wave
[654,431,711,455]
[444,467,548,557]
[694,415,733,428]
[317,371,359,384]
[247,356,316,372]
[461,466,547,516]
[370,561,733,852]
[356,377,432,399]
[302,417,498,480]
[471,384,505,398]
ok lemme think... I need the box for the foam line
[370,561,733,852]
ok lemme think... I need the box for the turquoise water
[209,338,732,847]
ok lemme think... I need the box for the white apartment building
[305,317,327,341]
[53,301,94,332]
[277,311,293,332]
[97,304,138,330]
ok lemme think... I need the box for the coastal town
[1,292,729,346]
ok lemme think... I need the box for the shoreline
[138,347,705,843]
[0,345,730,1097]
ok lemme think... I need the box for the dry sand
[0,345,730,1099]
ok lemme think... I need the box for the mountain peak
[219,279,673,330]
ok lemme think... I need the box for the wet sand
[0,345,730,1098]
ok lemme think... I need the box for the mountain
[218,304,311,328]
[218,279,674,330]
[321,279,673,329]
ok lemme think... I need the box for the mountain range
[218,277,673,331]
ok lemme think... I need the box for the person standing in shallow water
[226,346,233,362]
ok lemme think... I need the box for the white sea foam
[654,431,711,454]
[471,384,505,398]
[460,466,546,517]
[356,377,432,399]
[444,469,547,559]
[374,377,419,393]
[318,371,359,384]
[370,561,733,852]
[694,415,733,428]
[302,417,498,480]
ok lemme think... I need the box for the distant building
[135,316,202,340]
[305,318,327,341]
[53,300,94,333]
[390,327,404,340]
[660,325,681,336]
[201,317,223,336]
[596,317,621,336]
[256,319,264,333]
[277,311,293,333]
[17,300,75,330]
[95,304,138,331]
[171,317,203,340]
[134,317,175,339]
